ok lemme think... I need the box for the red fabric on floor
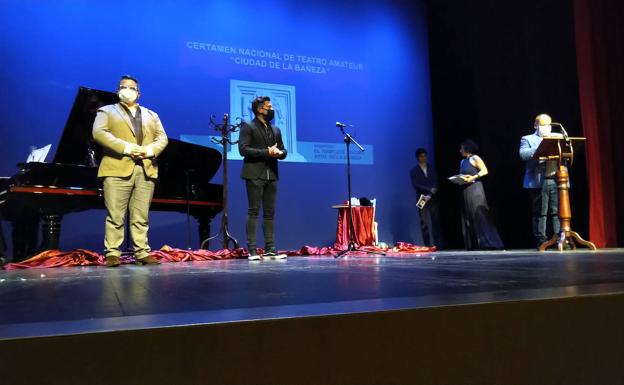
[4,249,105,269]
[3,243,436,270]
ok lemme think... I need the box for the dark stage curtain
[573,0,624,247]
[426,0,588,249]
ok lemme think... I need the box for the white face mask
[118,88,138,104]
[537,124,552,137]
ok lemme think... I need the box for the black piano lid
[157,138,222,192]
[53,87,118,165]
[51,86,222,185]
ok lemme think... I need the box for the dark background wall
[426,0,588,249]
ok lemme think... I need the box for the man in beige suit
[93,75,168,267]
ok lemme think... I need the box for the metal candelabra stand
[200,113,240,250]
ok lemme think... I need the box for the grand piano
[0,87,223,261]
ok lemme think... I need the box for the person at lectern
[519,114,562,249]
[238,96,288,261]
[410,148,444,248]
[92,75,168,267]
[457,140,504,250]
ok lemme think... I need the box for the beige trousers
[103,165,155,259]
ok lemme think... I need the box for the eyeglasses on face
[119,85,138,92]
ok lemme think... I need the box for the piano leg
[41,214,62,251]
[9,209,40,262]
[197,216,212,250]
[0,220,6,264]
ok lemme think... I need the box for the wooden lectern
[533,136,596,251]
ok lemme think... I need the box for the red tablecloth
[334,206,376,249]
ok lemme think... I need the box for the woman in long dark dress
[458,140,504,250]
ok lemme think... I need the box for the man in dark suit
[238,96,288,260]
[410,148,443,248]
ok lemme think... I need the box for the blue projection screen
[0,0,433,252]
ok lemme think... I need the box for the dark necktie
[265,125,273,143]
[127,107,142,145]
[134,119,143,145]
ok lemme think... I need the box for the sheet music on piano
[26,144,52,163]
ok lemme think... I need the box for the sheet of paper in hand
[448,175,469,185]
[416,194,428,209]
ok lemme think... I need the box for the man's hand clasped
[126,144,149,161]
[268,143,283,158]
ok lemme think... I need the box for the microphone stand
[336,125,384,258]
[184,169,196,250]
[551,122,570,142]
[551,122,573,166]
[200,113,239,250]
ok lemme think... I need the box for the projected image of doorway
[229,79,306,162]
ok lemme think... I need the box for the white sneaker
[248,253,261,261]
[263,251,287,260]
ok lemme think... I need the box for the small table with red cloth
[332,205,376,249]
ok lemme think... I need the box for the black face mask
[265,109,275,122]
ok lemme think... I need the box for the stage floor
[1,249,624,340]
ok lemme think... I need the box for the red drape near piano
[334,206,376,249]
[573,0,624,247]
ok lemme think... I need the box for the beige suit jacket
[92,103,168,178]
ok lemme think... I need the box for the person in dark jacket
[238,96,288,260]
[410,148,443,248]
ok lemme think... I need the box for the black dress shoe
[105,256,121,267]
[135,255,161,265]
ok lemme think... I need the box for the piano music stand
[533,136,596,252]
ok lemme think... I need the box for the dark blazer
[410,163,438,196]
[238,118,288,180]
